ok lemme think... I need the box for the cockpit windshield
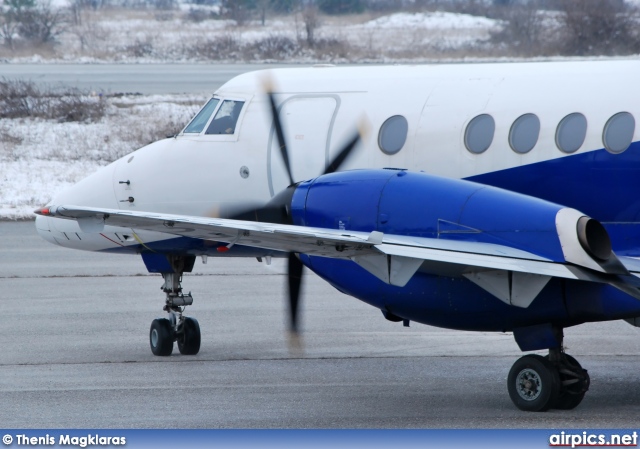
[206,100,245,135]
[183,98,220,134]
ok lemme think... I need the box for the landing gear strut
[508,328,589,412]
[149,256,201,357]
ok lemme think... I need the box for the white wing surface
[41,205,640,307]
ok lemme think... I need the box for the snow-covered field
[0,94,205,219]
[2,10,502,63]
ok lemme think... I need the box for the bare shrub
[184,7,217,22]
[154,11,175,21]
[122,38,154,57]
[490,3,547,56]
[318,0,365,15]
[154,0,176,10]
[1,0,67,48]
[244,35,299,60]
[221,0,252,26]
[185,7,204,22]
[301,4,321,47]
[72,22,110,52]
[52,90,107,122]
[184,34,239,59]
[0,7,20,50]
[0,78,106,123]
[69,8,110,52]
[15,1,67,44]
[256,0,269,26]
[365,0,405,13]
[311,37,351,59]
[445,0,493,17]
[0,79,48,117]
[557,0,640,56]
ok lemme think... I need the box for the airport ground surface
[1,221,639,428]
[1,63,297,95]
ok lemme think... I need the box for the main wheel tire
[550,354,589,410]
[178,317,201,355]
[508,354,560,412]
[150,318,174,356]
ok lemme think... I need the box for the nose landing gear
[149,269,201,356]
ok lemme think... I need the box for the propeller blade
[287,252,304,334]
[229,184,296,225]
[323,119,369,175]
[266,86,294,186]
[251,78,367,352]
[324,132,360,175]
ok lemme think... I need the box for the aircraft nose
[35,214,59,246]
[34,160,119,249]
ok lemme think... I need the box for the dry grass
[0,6,502,62]
[0,78,107,122]
[2,4,638,63]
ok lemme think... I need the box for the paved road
[1,221,640,428]
[0,63,297,95]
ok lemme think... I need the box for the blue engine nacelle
[290,169,608,264]
[285,169,633,334]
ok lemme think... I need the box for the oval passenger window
[509,113,540,154]
[603,112,635,154]
[556,113,587,154]
[465,114,495,154]
[378,115,408,155]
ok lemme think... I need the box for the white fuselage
[37,60,640,253]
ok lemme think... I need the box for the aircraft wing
[41,205,640,308]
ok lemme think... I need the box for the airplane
[34,60,640,412]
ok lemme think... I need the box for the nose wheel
[149,268,201,356]
[149,315,201,357]
[150,318,173,356]
[177,316,201,355]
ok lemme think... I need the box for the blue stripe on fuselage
[466,142,640,255]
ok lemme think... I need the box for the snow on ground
[0,94,205,219]
[340,12,499,53]
[360,12,499,30]
[0,8,502,63]
[0,159,100,218]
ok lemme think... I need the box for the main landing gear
[507,330,590,412]
[149,262,201,357]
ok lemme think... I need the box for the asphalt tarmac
[1,221,639,428]
[1,63,298,95]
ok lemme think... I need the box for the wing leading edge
[36,205,640,308]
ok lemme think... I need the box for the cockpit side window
[183,98,220,134]
[205,100,245,135]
